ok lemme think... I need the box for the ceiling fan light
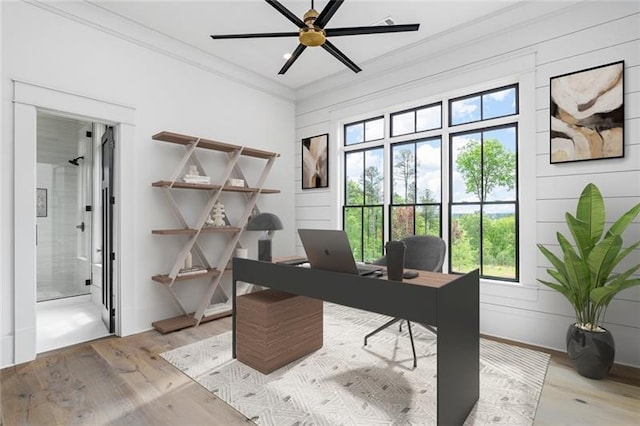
[283,52,292,60]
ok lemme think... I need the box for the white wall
[294,2,640,366]
[1,1,295,366]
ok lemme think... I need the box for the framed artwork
[550,60,624,164]
[37,188,47,217]
[302,133,329,189]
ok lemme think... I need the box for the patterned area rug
[161,303,550,425]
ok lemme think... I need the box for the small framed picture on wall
[550,60,624,164]
[36,188,47,217]
[302,134,329,189]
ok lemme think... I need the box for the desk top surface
[273,256,459,289]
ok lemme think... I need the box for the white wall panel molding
[480,302,640,367]
[300,50,537,119]
[23,0,294,102]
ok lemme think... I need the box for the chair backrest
[373,235,447,273]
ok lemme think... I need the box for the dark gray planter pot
[566,323,615,379]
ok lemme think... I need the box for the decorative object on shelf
[247,212,283,262]
[183,164,211,184]
[550,60,624,164]
[302,134,328,189]
[36,188,47,217]
[537,183,640,379]
[178,265,206,277]
[184,251,193,268]
[226,178,244,187]
[205,201,227,227]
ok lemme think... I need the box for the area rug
[161,303,550,425]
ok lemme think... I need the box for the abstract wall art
[550,61,624,164]
[302,134,329,189]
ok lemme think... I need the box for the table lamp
[246,212,283,262]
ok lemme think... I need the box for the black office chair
[364,235,447,367]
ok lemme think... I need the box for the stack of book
[177,265,206,276]
[183,174,211,184]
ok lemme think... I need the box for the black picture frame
[550,60,624,164]
[37,188,47,217]
[302,133,329,189]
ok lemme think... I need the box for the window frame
[447,122,520,281]
[343,145,385,261]
[448,83,519,127]
[343,115,385,146]
[390,102,443,137]
[388,137,443,240]
[340,82,521,282]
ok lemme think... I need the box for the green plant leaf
[558,233,589,302]
[566,213,592,258]
[547,269,569,288]
[588,234,622,288]
[607,202,640,236]
[537,243,569,279]
[591,276,640,306]
[576,183,604,245]
[613,240,640,268]
[538,279,577,305]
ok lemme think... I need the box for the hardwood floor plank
[2,315,639,425]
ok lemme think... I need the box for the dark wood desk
[232,258,479,426]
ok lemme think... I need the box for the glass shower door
[36,122,93,302]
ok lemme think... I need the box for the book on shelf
[178,265,207,276]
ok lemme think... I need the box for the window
[342,83,519,281]
[344,116,384,146]
[344,147,384,261]
[390,138,442,240]
[449,124,518,280]
[390,103,442,137]
[449,85,518,126]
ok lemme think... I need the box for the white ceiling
[90,1,560,90]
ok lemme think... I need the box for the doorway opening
[36,112,113,352]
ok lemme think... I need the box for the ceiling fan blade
[211,32,299,40]
[315,0,344,29]
[325,24,420,37]
[322,40,361,73]
[278,44,307,74]
[265,0,306,28]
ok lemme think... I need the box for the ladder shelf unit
[150,131,280,333]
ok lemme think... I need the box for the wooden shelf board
[151,268,220,284]
[152,227,240,235]
[152,181,221,190]
[152,181,278,194]
[151,308,232,334]
[152,131,279,159]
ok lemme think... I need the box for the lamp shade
[246,212,283,231]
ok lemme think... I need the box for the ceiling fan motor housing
[299,8,326,46]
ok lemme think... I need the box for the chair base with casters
[363,235,447,368]
[364,319,437,368]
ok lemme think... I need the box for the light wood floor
[2,316,639,425]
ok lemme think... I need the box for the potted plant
[537,183,640,379]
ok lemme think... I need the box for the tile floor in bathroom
[36,294,111,353]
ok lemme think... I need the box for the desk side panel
[436,269,480,425]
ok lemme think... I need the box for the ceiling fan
[210,0,420,75]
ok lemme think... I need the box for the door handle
[76,222,85,232]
